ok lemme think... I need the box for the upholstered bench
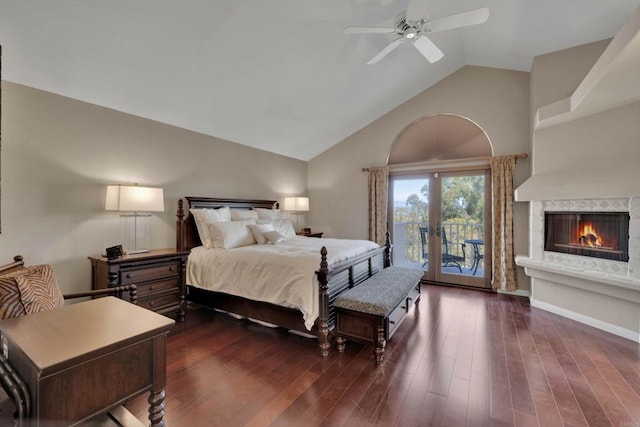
[333,266,423,365]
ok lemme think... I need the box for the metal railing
[393,221,484,268]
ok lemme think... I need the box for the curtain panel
[367,167,389,246]
[490,156,518,291]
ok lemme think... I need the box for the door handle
[436,222,441,237]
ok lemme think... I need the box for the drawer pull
[169,266,176,272]
[149,301,155,307]
[149,285,154,291]
[126,273,133,279]
[389,320,396,325]
[401,305,407,310]
[407,297,413,303]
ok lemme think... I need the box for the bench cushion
[333,266,423,317]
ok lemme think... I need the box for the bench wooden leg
[336,336,346,352]
[373,322,386,365]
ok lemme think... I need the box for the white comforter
[187,236,379,330]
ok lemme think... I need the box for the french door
[389,169,491,289]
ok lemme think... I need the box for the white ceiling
[1,0,639,161]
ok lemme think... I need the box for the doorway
[390,169,490,288]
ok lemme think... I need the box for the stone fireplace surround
[516,197,640,342]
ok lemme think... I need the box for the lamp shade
[105,185,164,212]
[283,197,309,212]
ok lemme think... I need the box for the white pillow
[254,208,287,220]
[263,230,287,244]
[248,223,275,245]
[270,218,296,238]
[230,209,259,221]
[191,207,231,247]
[206,219,256,249]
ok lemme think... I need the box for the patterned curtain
[367,166,389,246]
[1,45,2,233]
[490,156,518,291]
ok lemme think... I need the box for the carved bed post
[384,231,392,268]
[176,199,185,252]
[317,246,331,358]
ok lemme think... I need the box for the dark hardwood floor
[126,284,640,426]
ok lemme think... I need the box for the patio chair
[419,227,466,273]
[441,228,466,273]
[419,227,429,267]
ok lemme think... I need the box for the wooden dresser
[89,249,189,321]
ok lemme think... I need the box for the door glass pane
[392,178,429,269]
[440,174,485,277]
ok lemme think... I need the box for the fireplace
[515,196,640,342]
[544,211,630,262]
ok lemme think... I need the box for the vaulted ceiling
[1,0,639,160]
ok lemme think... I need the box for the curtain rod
[361,152,528,172]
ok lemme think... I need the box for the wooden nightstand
[88,249,189,321]
[297,232,323,238]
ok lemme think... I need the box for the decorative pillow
[191,207,231,247]
[0,269,29,319]
[0,265,64,319]
[270,218,297,238]
[15,265,65,315]
[248,223,275,245]
[207,219,256,249]
[263,230,287,245]
[230,209,259,221]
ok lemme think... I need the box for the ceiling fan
[345,0,490,64]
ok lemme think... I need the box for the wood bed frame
[176,196,391,357]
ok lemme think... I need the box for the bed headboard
[176,197,279,252]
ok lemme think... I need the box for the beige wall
[308,65,532,290]
[527,39,640,322]
[528,40,640,199]
[0,82,307,294]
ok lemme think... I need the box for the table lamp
[106,184,164,254]
[283,197,309,232]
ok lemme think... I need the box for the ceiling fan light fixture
[345,0,490,64]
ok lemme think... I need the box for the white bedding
[186,236,379,330]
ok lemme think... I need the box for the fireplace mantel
[514,170,640,202]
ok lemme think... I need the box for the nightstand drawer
[136,277,180,297]
[138,292,181,312]
[121,262,180,284]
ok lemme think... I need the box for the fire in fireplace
[544,212,629,262]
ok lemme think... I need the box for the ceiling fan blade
[406,0,429,22]
[424,8,490,33]
[412,35,444,63]
[344,26,395,34]
[367,38,404,64]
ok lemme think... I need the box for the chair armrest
[63,285,138,305]
[0,353,30,425]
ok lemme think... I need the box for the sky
[393,178,428,206]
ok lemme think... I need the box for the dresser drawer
[136,277,180,298]
[120,262,180,285]
[138,292,181,312]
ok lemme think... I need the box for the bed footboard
[315,232,391,358]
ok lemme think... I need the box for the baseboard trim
[497,289,530,298]
[530,298,640,343]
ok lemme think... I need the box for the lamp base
[127,248,151,255]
